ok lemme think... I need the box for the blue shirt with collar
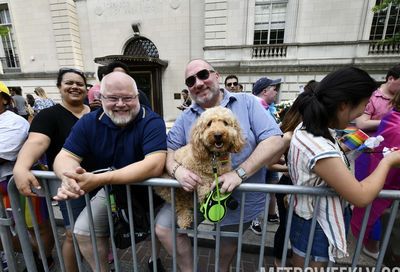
[167,89,282,225]
[63,106,167,206]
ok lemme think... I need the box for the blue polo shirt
[63,106,167,206]
[167,89,282,225]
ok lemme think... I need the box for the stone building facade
[0,0,398,121]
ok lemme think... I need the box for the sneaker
[250,218,262,235]
[363,247,379,260]
[267,213,280,223]
[148,258,165,272]
[1,252,8,271]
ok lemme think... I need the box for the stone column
[49,0,84,68]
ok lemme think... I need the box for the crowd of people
[1,60,400,272]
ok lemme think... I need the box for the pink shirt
[87,84,100,103]
[364,89,392,120]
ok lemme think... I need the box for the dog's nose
[214,133,223,142]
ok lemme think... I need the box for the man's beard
[192,85,220,106]
[104,109,136,126]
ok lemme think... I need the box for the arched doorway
[94,36,168,116]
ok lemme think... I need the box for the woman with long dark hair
[287,67,400,268]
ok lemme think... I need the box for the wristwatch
[235,167,247,181]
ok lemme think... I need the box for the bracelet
[171,162,182,179]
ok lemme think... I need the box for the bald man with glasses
[53,72,167,271]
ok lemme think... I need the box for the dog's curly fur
[155,106,245,229]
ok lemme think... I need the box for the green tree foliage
[372,0,400,12]
[0,25,9,36]
[372,0,400,43]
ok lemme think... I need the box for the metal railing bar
[193,190,198,272]
[235,191,246,271]
[149,186,158,272]
[126,185,139,272]
[375,200,399,272]
[257,193,271,271]
[42,179,64,272]
[0,192,17,272]
[65,200,84,271]
[304,196,321,268]
[26,197,49,271]
[7,177,38,272]
[171,188,177,272]
[281,194,295,267]
[351,203,372,269]
[104,186,121,272]
[85,193,101,272]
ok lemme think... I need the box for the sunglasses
[185,69,215,87]
[226,82,238,87]
[59,67,85,78]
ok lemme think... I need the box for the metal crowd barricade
[2,170,400,272]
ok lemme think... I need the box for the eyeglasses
[59,67,85,78]
[101,94,139,103]
[226,82,238,87]
[185,69,215,88]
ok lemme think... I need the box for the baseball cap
[252,77,282,96]
[0,81,10,98]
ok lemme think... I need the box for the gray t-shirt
[12,94,27,115]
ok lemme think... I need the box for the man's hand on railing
[174,165,204,192]
[63,167,101,193]
[13,166,42,197]
[53,166,85,200]
[214,171,242,194]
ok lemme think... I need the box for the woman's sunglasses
[185,69,215,88]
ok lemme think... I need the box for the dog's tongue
[215,142,224,149]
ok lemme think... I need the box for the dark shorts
[290,213,330,262]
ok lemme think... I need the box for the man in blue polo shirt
[155,59,289,271]
[53,71,167,271]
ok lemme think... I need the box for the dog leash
[211,153,222,219]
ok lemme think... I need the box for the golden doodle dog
[155,106,245,229]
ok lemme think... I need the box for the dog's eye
[223,121,228,126]
[207,121,212,127]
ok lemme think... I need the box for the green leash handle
[213,170,222,220]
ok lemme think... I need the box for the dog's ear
[190,117,210,161]
[231,117,245,153]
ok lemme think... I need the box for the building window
[254,0,287,45]
[0,4,20,72]
[369,0,400,41]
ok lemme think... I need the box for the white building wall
[0,0,398,120]
[7,0,59,72]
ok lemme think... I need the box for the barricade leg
[7,178,38,272]
[0,192,17,272]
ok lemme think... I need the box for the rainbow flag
[342,129,369,150]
